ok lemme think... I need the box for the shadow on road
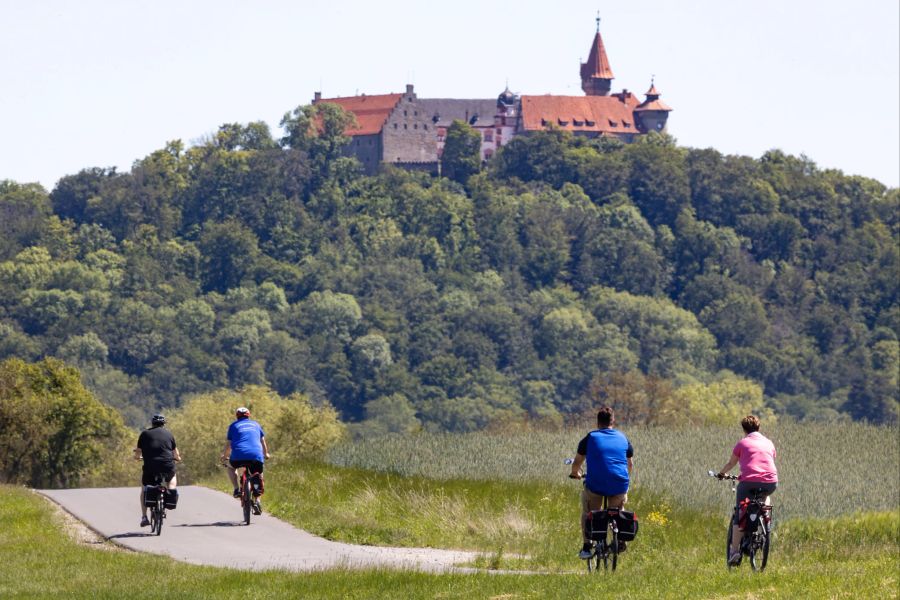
[108,532,156,539]
[174,521,244,528]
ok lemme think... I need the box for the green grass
[326,422,900,519]
[4,472,899,599]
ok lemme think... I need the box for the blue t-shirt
[577,428,634,496]
[227,418,266,462]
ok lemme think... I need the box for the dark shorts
[230,459,264,474]
[733,481,777,523]
[142,466,176,486]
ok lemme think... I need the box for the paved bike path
[39,486,480,572]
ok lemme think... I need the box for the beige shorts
[581,488,627,541]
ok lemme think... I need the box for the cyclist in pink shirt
[717,415,778,565]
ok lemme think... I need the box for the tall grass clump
[328,422,899,520]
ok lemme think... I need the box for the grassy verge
[6,466,898,599]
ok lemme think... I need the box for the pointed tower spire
[580,17,614,96]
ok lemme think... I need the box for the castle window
[501,116,506,125]
[414,111,418,116]
[414,123,418,129]
[404,110,408,116]
[423,124,428,131]
[485,149,494,159]
[484,131,493,142]
[393,123,398,129]
[404,124,407,129]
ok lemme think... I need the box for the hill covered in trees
[1,105,897,428]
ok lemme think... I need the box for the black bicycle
[145,473,168,536]
[708,470,773,571]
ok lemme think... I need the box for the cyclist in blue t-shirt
[220,407,270,498]
[568,406,634,558]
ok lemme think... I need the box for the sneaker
[578,543,593,559]
[252,500,262,516]
[233,488,241,498]
[728,550,742,566]
[140,516,150,528]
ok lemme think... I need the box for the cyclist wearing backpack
[569,406,634,559]
[716,415,778,565]
[134,414,181,527]
[220,407,270,498]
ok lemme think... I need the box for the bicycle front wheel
[242,476,252,525]
[749,526,770,571]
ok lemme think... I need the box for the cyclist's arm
[569,453,586,478]
[133,447,142,460]
[718,454,738,477]
[261,437,270,459]
[627,456,634,477]
[173,447,182,462]
[220,441,231,463]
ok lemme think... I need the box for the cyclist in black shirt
[134,414,181,527]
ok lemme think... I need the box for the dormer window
[558,118,569,126]
[608,119,618,127]
[541,118,548,126]
[573,118,584,126]
[585,119,596,126]
[623,121,632,128]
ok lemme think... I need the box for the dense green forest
[1,104,897,429]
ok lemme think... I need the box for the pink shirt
[733,432,778,483]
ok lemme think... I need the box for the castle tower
[634,79,672,132]
[580,17,614,96]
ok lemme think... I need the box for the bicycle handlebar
[707,469,738,481]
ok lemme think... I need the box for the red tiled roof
[315,93,404,136]
[636,85,672,112]
[520,95,640,134]
[580,31,614,80]
[635,98,672,112]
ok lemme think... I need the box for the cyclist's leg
[581,487,606,542]
[227,460,242,492]
[140,469,156,525]
[606,493,627,510]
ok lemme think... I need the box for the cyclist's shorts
[142,467,176,486]
[733,481,777,523]
[230,459,264,474]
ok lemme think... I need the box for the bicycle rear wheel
[152,503,163,536]
[749,526,769,571]
[609,530,618,571]
[242,474,252,525]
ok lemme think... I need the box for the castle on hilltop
[313,19,671,175]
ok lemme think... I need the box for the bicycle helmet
[235,407,251,418]
[151,414,167,426]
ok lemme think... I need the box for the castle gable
[315,93,404,136]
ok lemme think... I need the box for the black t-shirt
[137,426,177,470]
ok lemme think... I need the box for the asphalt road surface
[40,486,480,572]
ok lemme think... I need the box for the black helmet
[151,414,167,426]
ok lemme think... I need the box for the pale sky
[2,0,898,190]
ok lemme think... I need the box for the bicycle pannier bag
[143,485,161,507]
[585,510,609,541]
[616,510,639,541]
[164,488,179,510]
